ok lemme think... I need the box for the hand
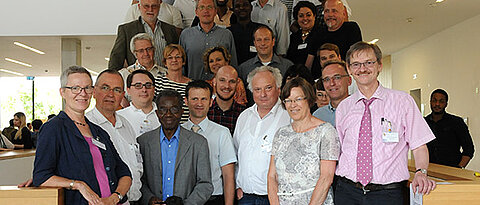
[236,188,244,200]
[99,194,120,205]
[149,196,163,205]
[412,172,436,195]
[18,178,33,187]
[77,181,101,205]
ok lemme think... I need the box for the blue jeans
[334,178,404,205]
[238,194,270,205]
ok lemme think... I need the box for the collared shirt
[207,100,246,135]
[118,102,161,138]
[86,108,143,201]
[313,103,336,127]
[335,84,435,185]
[233,100,291,195]
[251,0,290,55]
[160,126,180,201]
[425,112,475,167]
[124,3,184,29]
[141,18,167,64]
[180,24,238,80]
[228,21,265,64]
[182,118,237,195]
[173,0,196,28]
[119,61,167,101]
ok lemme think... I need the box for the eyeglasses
[141,4,160,10]
[349,60,377,70]
[283,96,307,104]
[197,5,214,10]
[131,82,154,89]
[321,74,349,83]
[63,85,94,94]
[134,46,154,54]
[158,106,182,116]
[99,85,123,94]
[166,55,182,60]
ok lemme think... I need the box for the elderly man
[334,42,436,204]
[183,80,237,205]
[234,66,290,204]
[118,70,160,138]
[179,0,238,80]
[124,0,183,35]
[109,0,179,70]
[208,66,246,135]
[85,69,143,204]
[138,89,213,205]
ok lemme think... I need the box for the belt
[338,176,406,194]
[244,193,268,198]
[208,195,224,201]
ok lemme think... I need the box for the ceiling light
[14,42,45,55]
[0,69,24,76]
[104,57,110,61]
[436,0,444,3]
[5,58,32,67]
[369,39,379,44]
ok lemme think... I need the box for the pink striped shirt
[84,136,111,198]
[335,84,435,184]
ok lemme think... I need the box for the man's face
[319,49,340,67]
[430,93,447,114]
[94,73,125,113]
[251,71,280,111]
[139,0,161,24]
[214,66,238,101]
[217,0,227,7]
[254,28,275,56]
[127,73,155,107]
[134,39,155,67]
[323,0,346,31]
[322,64,351,102]
[196,0,216,25]
[347,49,382,87]
[156,96,183,131]
[233,0,252,20]
[185,88,212,120]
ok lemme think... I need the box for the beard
[217,90,235,101]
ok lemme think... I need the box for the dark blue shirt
[160,126,180,201]
[33,111,131,205]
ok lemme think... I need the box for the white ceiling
[1,0,480,77]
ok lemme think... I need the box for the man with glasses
[334,41,436,204]
[317,43,357,94]
[179,0,237,80]
[137,89,213,205]
[118,70,160,137]
[109,0,179,70]
[313,60,351,127]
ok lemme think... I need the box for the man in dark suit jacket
[137,89,213,205]
[109,0,179,70]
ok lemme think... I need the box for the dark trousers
[238,194,270,205]
[334,178,404,205]
[205,195,224,205]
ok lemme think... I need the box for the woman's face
[208,51,228,74]
[165,49,185,72]
[13,116,21,127]
[60,73,93,114]
[297,7,315,31]
[316,89,330,107]
[284,87,311,121]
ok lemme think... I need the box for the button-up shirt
[173,0,196,28]
[86,108,143,201]
[141,18,167,64]
[183,118,237,195]
[118,102,161,138]
[124,3,184,29]
[179,24,238,80]
[160,126,180,201]
[313,103,336,127]
[207,100,246,135]
[233,100,290,195]
[335,84,435,185]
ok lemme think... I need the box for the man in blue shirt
[137,89,213,204]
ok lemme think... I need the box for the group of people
[0,113,49,150]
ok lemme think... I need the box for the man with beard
[425,89,474,168]
[208,66,246,135]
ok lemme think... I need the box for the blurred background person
[31,119,43,148]
[0,133,15,150]
[2,119,17,141]
[10,112,33,149]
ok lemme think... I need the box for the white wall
[0,156,34,185]
[0,0,130,36]
[391,13,480,170]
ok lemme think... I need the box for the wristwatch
[415,168,428,175]
[113,191,123,201]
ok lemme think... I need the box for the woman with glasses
[154,44,191,123]
[33,66,132,205]
[203,46,247,105]
[10,112,33,149]
[314,79,329,108]
[267,77,339,205]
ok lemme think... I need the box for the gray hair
[60,65,92,88]
[130,33,155,57]
[195,0,218,10]
[246,65,283,92]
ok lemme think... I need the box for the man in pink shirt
[334,41,436,204]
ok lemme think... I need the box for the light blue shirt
[313,103,336,127]
[160,126,180,201]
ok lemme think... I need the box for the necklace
[74,121,87,126]
[301,31,310,38]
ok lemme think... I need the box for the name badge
[297,43,307,50]
[260,135,272,153]
[249,46,257,53]
[92,137,106,150]
[382,132,399,143]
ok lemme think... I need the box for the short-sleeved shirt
[313,103,336,127]
[118,102,161,137]
[272,123,339,204]
[335,84,435,185]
